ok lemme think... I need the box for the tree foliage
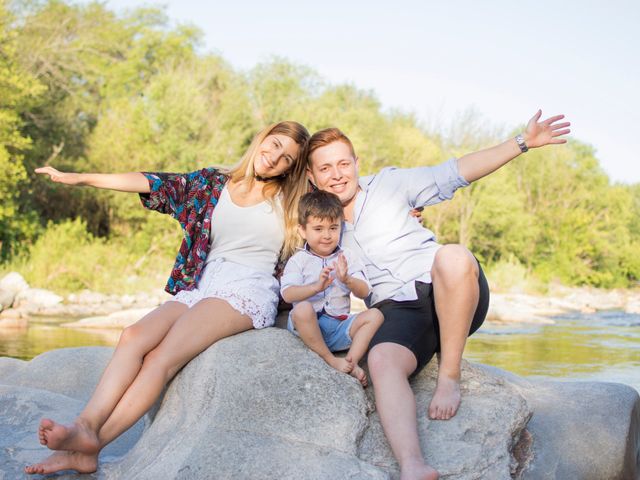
[2,0,638,291]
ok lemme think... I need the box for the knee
[291,301,316,326]
[118,323,145,348]
[367,345,395,380]
[365,308,384,327]
[432,244,478,284]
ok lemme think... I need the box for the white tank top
[206,186,284,274]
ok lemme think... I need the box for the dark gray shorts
[369,264,490,375]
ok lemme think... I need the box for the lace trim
[173,285,277,329]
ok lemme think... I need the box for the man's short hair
[298,190,344,226]
[305,128,356,167]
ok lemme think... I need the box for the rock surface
[1,329,638,479]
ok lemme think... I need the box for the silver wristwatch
[515,134,529,153]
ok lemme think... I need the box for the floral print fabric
[139,167,228,295]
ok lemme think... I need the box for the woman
[25,121,310,475]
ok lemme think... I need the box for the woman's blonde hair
[227,121,310,261]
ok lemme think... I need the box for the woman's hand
[35,166,82,185]
[34,168,150,192]
[523,110,571,149]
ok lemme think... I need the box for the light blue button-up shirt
[341,158,469,306]
[280,244,370,316]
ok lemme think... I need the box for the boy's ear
[297,224,307,240]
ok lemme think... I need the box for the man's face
[307,141,360,206]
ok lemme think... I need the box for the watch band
[515,134,529,153]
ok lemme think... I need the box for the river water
[1,310,639,392]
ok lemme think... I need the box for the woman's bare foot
[428,375,461,420]
[349,364,368,387]
[325,355,353,374]
[38,418,100,453]
[25,450,98,475]
[400,459,439,480]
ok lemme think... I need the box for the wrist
[73,172,85,185]
[515,134,529,153]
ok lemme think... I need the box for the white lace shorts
[171,258,279,329]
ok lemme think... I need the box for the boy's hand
[335,253,349,284]
[313,266,334,293]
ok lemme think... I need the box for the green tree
[0,0,45,258]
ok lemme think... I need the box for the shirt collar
[300,242,342,259]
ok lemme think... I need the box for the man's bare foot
[326,355,353,373]
[428,375,461,420]
[25,451,98,475]
[38,418,100,453]
[349,364,368,387]
[400,459,439,480]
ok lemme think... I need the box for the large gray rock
[0,330,638,479]
[0,348,147,480]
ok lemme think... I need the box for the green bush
[4,219,174,294]
[485,257,545,294]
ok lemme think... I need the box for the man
[305,110,570,480]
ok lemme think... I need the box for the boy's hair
[298,190,344,226]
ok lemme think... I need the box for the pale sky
[99,0,640,184]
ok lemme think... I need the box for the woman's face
[253,134,301,178]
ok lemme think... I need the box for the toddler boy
[281,190,383,386]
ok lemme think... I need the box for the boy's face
[298,216,341,257]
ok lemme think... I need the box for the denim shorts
[287,311,357,352]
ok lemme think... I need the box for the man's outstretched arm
[457,110,570,183]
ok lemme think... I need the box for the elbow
[281,289,293,304]
[353,287,371,300]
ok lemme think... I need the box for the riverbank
[1,272,639,329]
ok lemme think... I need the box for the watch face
[516,135,528,152]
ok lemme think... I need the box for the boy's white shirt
[280,244,371,317]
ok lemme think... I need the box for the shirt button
[325,301,329,306]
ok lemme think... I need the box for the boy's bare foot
[428,375,461,420]
[25,451,98,475]
[326,355,353,373]
[400,459,439,480]
[38,418,100,453]
[349,364,368,387]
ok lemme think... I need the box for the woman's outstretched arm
[457,110,571,183]
[35,166,150,193]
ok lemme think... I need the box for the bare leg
[27,298,252,475]
[368,343,439,480]
[97,298,252,447]
[37,302,188,453]
[291,301,352,373]
[345,308,383,386]
[428,244,479,420]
